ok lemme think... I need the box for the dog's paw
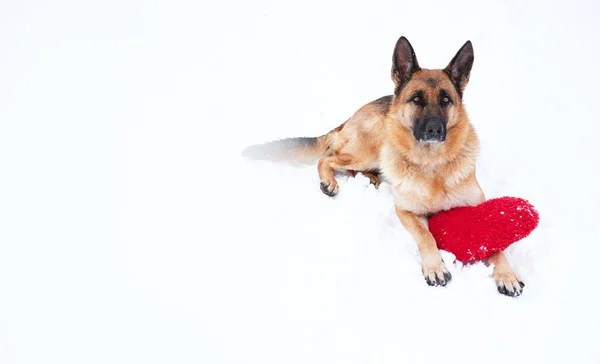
[494,270,525,297]
[422,259,452,287]
[320,180,338,197]
[363,172,381,188]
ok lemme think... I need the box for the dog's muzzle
[414,117,446,143]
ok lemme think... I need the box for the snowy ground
[1,0,600,363]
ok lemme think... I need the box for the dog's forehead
[410,69,452,90]
[399,69,458,100]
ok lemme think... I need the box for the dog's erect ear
[392,36,420,94]
[444,40,474,96]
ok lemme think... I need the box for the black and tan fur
[243,36,524,296]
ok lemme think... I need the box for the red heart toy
[428,197,540,262]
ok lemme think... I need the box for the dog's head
[390,36,474,143]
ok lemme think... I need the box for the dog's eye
[410,92,425,105]
[439,90,453,106]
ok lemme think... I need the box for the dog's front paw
[494,270,525,297]
[422,259,452,287]
[320,180,339,197]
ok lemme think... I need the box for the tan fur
[314,70,491,284]
[317,69,519,293]
[249,38,524,295]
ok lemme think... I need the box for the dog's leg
[360,171,380,187]
[395,207,451,286]
[488,251,524,297]
[347,170,380,187]
[317,154,359,196]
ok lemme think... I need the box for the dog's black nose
[421,117,446,142]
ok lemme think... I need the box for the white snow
[1,0,600,363]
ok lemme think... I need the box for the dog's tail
[242,134,331,164]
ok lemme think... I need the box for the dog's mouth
[414,131,447,144]
[417,138,445,144]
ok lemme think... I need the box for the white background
[1,0,600,363]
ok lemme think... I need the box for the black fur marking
[497,283,521,297]
[408,90,425,106]
[439,89,452,106]
[425,271,451,287]
[444,40,474,98]
[371,95,394,115]
[413,116,446,142]
[443,69,463,98]
[426,77,440,88]
[443,271,452,282]
[372,95,393,105]
[392,37,421,95]
[498,285,508,295]
[320,182,337,197]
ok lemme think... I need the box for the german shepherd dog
[244,36,525,296]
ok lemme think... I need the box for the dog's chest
[392,176,467,215]
[384,163,481,215]
[380,143,482,215]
